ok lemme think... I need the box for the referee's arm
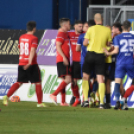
[83,28,90,46]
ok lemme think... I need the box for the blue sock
[114,83,120,101]
[93,81,98,92]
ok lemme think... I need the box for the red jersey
[68,32,81,62]
[18,34,38,65]
[56,32,70,63]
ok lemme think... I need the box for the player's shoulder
[68,31,75,37]
[79,33,85,38]
[57,31,66,36]
[114,33,122,40]
[20,34,37,39]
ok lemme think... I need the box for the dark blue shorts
[115,64,134,79]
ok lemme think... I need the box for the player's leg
[71,79,81,107]
[114,65,125,109]
[70,62,81,107]
[3,82,22,106]
[50,62,71,105]
[105,78,111,108]
[50,75,71,105]
[35,82,47,107]
[28,64,46,107]
[3,65,26,106]
[121,79,134,107]
[105,63,112,109]
[120,65,134,109]
[105,62,115,108]
[60,88,69,106]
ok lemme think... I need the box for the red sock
[7,83,20,97]
[36,84,43,104]
[52,81,67,96]
[124,85,134,98]
[61,88,65,103]
[71,84,80,99]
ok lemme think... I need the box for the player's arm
[76,44,81,51]
[76,36,82,51]
[104,46,119,56]
[56,41,69,65]
[24,47,36,70]
[104,36,119,56]
[83,28,90,46]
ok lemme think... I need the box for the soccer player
[105,22,122,109]
[68,20,83,107]
[3,21,46,107]
[82,13,112,109]
[49,18,71,106]
[76,20,98,107]
[104,20,134,110]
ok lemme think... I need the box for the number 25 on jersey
[120,39,134,52]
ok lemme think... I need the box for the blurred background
[0,0,134,29]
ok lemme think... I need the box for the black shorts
[17,64,41,83]
[105,63,111,78]
[82,51,105,75]
[57,62,71,78]
[106,62,115,81]
[71,62,81,79]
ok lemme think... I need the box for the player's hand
[63,57,69,66]
[23,64,31,70]
[103,48,109,56]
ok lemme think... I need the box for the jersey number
[20,42,29,55]
[120,39,134,52]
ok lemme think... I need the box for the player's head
[122,20,131,32]
[27,21,36,33]
[112,22,122,36]
[74,20,83,33]
[94,13,103,25]
[83,22,89,32]
[59,18,71,31]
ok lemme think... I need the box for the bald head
[94,13,103,24]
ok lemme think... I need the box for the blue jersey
[77,33,87,64]
[114,32,134,65]
[112,37,116,62]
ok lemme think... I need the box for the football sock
[93,81,98,92]
[106,93,110,103]
[114,83,120,101]
[99,83,105,104]
[124,85,134,99]
[61,88,65,103]
[71,84,80,99]
[82,80,89,101]
[36,84,43,104]
[7,82,20,97]
[52,81,67,96]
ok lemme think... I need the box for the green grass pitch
[0,101,134,134]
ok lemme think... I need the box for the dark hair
[122,20,131,30]
[74,20,83,25]
[27,21,36,31]
[87,20,96,27]
[59,18,70,25]
[112,22,122,32]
